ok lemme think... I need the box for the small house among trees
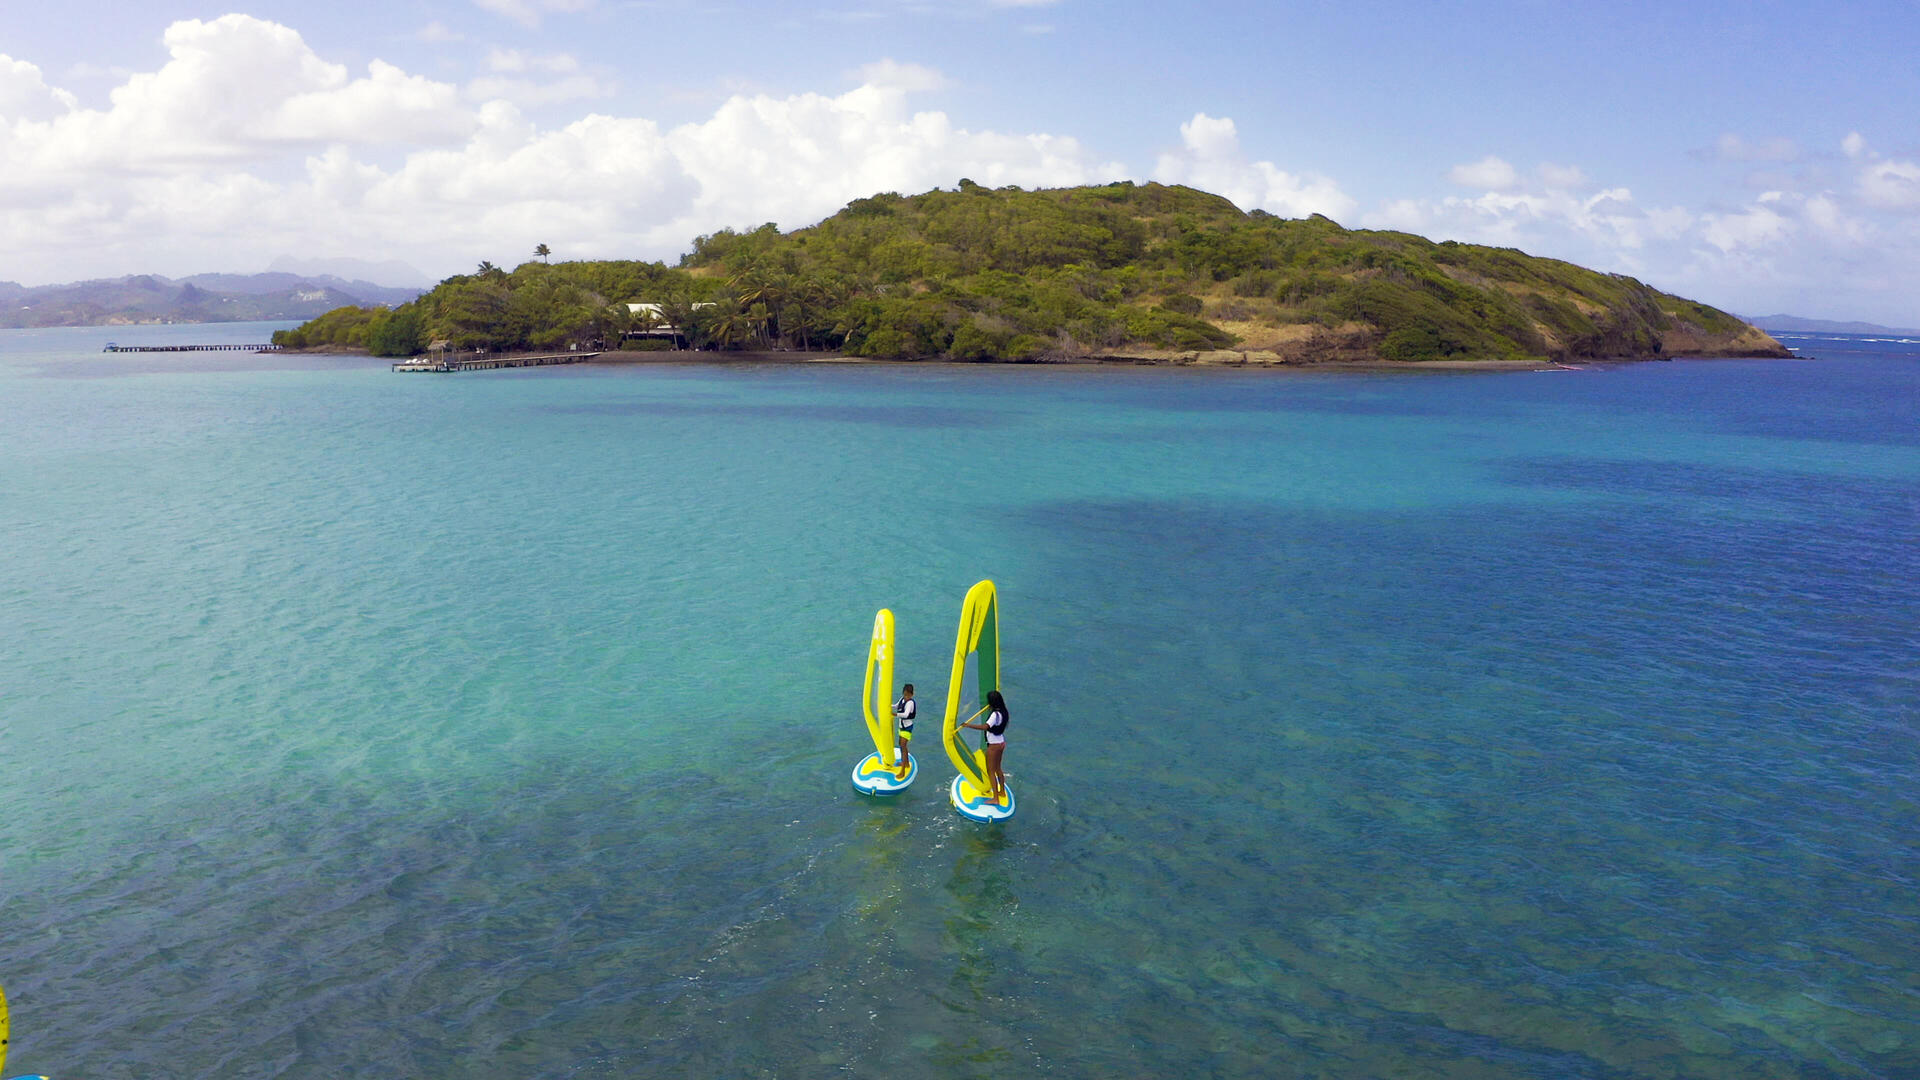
[624,302,714,347]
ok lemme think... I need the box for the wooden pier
[392,352,600,373]
[103,342,281,353]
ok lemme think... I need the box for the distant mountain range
[1745,313,1920,336]
[266,255,432,288]
[0,272,425,328]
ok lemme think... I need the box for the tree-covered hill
[277,181,1787,363]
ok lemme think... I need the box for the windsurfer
[961,689,1010,802]
[892,683,916,778]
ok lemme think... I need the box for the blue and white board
[950,774,1015,822]
[852,750,917,795]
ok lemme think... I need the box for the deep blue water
[2,324,1916,1078]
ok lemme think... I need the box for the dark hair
[986,689,1007,718]
[902,683,914,694]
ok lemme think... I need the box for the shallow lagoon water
[2,324,1916,1078]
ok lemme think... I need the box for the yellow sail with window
[942,580,999,794]
[862,608,895,759]
[851,606,915,794]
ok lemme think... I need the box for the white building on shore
[624,302,714,339]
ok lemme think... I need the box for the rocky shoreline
[587,344,1800,371]
[294,323,1795,372]
[289,340,1801,372]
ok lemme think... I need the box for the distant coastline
[1745,313,1920,336]
[0,272,422,329]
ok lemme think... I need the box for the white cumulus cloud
[1802,192,1867,245]
[1859,159,1920,210]
[1701,199,1793,252]
[658,81,1120,244]
[0,28,1127,282]
[1538,162,1587,189]
[1,13,472,189]
[1447,155,1518,190]
[1360,164,1696,281]
[0,55,79,121]
[1152,113,1354,220]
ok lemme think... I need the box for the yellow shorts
[898,728,913,741]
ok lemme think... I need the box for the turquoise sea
[2,323,1916,1079]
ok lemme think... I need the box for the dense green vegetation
[272,260,680,355]
[278,181,1768,362]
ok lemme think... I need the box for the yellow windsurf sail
[942,579,999,792]
[2,979,9,1076]
[862,609,896,759]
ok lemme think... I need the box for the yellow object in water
[850,607,915,795]
[862,608,896,760]
[941,579,999,796]
[2,979,9,1075]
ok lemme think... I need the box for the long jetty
[103,343,282,352]
[393,352,599,373]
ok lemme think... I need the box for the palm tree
[476,260,497,275]
[535,243,551,264]
[745,302,773,349]
[656,297,696,348]
[728,269,768,306]
[782,292,809,351]
[790,276,837,351]
[590,302,632,349]
[729,268,796,348]
[710,306,756,350]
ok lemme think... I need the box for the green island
[275,180,1788,365]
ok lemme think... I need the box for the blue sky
[3,0,1917,323]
